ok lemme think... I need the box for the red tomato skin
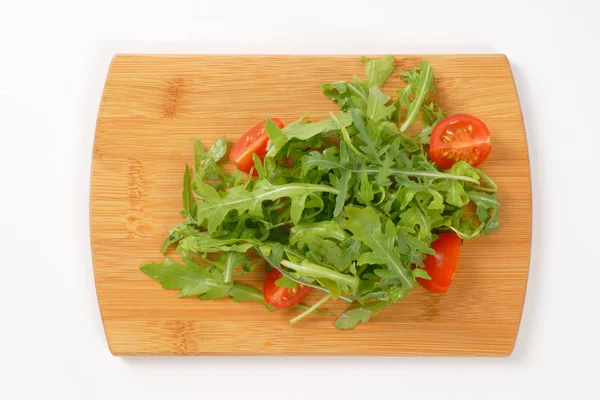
[229,118,284,173]
[429,114,492,169]
[418,232,462,293]
[263,268,311,309]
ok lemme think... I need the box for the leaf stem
[289,294,332,325]
[364,168,480,184]
[400,63,433,132]
[330,111,361,156]
[302,159,480,185]
[223,252,234,283]
[256,249,354,303]
[347,83,368,102]
[281,259,359,292]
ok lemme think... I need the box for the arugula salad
[141,56,500,330]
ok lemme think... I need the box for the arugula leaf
[364,55,395,87]
[398,61,435,132]
[281,257,359,293]
[418,102,446,144]
[344,206,414,289]
[222,251,251,283]
[275,276,297,289]
[366,86,396,123]
[195,137,227,170]
[141,258,271,308]
[161,222,198,254]
[176,231,259,255]
[289,221,349,246]
[195,180,339,232]
[182,164,196,220]
[266,113,353,157]
[467,191,500,234]
[334,301,388,330]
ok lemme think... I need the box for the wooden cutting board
[91,54,531,356]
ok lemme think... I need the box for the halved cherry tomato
[418,232,462,293]
[229,118,285,173]
[263,268,311,309]
[429,114,492,169]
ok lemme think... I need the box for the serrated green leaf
[399,61,435,132]
[195,180,339,232]
[366,86,395,122]
[412,268,431,280]
[141,258,271,308]
[334,301,387,330]
[344,206,414,288]
[365,55,394,87]
[222,251,251,283]
[467,191,500,235]
[267,113,353,157]
[289,221,349,246]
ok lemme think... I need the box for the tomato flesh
[429,114,492,169]
[418,232,462,293]
[229,118,284,173]
[263,268,311,309]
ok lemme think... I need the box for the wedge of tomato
[418,232,462,293]
[229,118,284,173]
[429,114,492,169]
[263,268,311,309]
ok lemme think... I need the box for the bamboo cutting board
[91,54,531,356]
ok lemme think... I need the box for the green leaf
[222,251,251,283]
[399,61,435,132]
[412,268,431,280]
[275,276,298,289]
[365,55,395,87]
[161,222,198,254]
[195,180,339,232]
[264,118,286,156]
[280,257,359,294]
[195,137,227,169]
[467,191,500,234]
[358,170,374,204]
[438,180,470,207]
[417,102,446,145]
[351,109,380,161]
[398,200,444,241]
[182,164,196,219]
[141,258,271,308]
[228,284,274,310]
[266,113,353,157]
[176,231,258,255]
[344,206,414,289]
[366,86,395,122]
[316,278,342,299]
[321,82,365,111]
[334,301,387,330]
[334,170,352,217]
[289,221,349,246]
[339,239,361,273]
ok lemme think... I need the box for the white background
[1,0,599,398]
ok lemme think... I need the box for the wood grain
[91,55,531,356]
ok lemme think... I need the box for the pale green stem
[289,294,332,325]
[329,111,361,156]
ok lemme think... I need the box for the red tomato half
[418,232,462,293]
[429,114,492,169]
[229,118,284,173]
[263,268,311,309]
